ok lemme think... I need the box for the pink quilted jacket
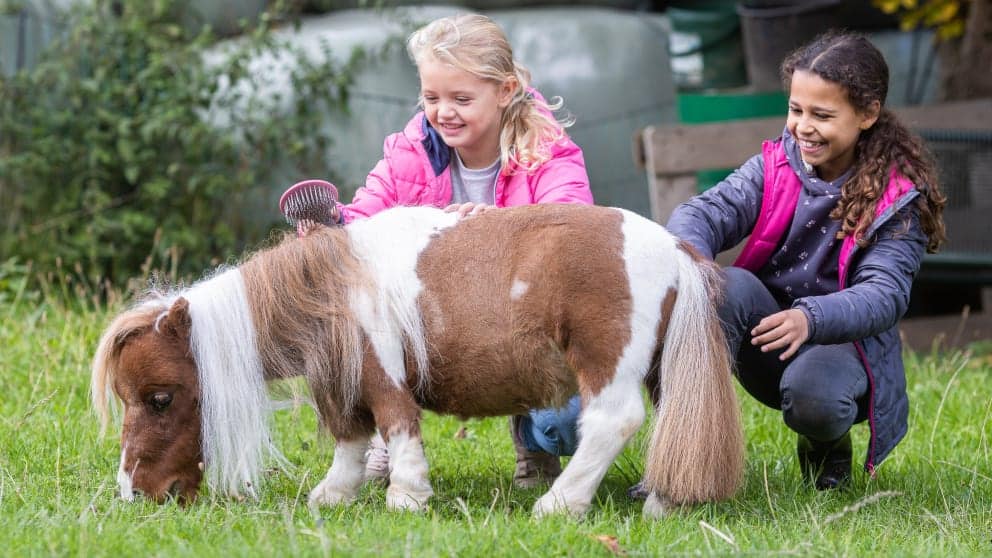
[337,90,593,223]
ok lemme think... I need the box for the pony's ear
[161,297,192,340]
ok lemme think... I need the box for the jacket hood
[398,113,450,178]
[420,117,450,177]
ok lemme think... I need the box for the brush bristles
[282,185,337,226]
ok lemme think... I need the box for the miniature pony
[92,204,744,518]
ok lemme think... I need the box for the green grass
[2,292,990,557]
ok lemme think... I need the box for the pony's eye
[149,392,173,412]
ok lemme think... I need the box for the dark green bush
[0,0,372,292]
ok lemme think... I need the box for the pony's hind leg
[309,435,372,508]
[532,375,646,517]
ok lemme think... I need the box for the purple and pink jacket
[668,128,927,472]
[335,90,593,223]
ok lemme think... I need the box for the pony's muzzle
[119,487,136,502]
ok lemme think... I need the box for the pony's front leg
[383,427,434,511]
[308,437,370,507]
[533,379,645,517]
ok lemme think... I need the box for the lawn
[1,289,990,557]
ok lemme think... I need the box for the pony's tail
[643,248,744,505]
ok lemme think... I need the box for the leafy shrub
[0,0,374,292]
[0,257,33,305]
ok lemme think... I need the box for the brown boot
[626,481,650,501]
[797,432,852,490]
[509,415,562,488]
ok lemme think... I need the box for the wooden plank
[641,117,781,175]
[631,129,646,169]
[645,171,749,258]
[894,98,992,130]
[647,173,697,225]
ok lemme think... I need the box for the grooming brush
[279,179,340,237]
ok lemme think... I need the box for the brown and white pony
[91,204,743,518]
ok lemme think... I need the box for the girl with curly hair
[661,30,946,490]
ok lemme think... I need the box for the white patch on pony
[345,207,459,392]
[308,437,370,508]
[533,208,680,517]
[614,208,680,376]
[117,446,135,502]
[384,430,434,511]
[184,267,285,499]
[509,279,529,301]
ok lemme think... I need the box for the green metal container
[667,0,747,91]
[677,90,787,124]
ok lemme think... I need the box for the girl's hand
[443,202,493,218]
[751,309,810,361]
[298,204,339,235]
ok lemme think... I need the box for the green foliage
[0,257,33,304]
[0,0,374,292]
[872,0,968,40]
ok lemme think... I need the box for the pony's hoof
[308,483,358,508]
[532,491,587,518]
[386,485,431,512]
[642,492,675,519]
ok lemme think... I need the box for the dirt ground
[898,309,992,352]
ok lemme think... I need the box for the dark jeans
[720,267,868,442]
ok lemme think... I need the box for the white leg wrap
[308,438,369,507]
[385,431,433,512]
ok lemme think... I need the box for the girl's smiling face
[787,70,879,182]
[418,57,515,169]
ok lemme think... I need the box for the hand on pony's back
[443,202,494,218]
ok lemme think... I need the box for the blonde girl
[313,14,593,487]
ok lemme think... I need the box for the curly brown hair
[781,31,946,253]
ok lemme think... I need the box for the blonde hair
[406,14,571,173]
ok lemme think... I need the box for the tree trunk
[940,0,992,100]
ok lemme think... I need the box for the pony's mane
[239,228,368,419]
[184,266,282,498]
[191,224,432,496]
[91,294,175,431]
